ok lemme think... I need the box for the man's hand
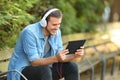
[56,49,76,62]
[56,49,69,62]
[56,46,84,62]
[74,46,84,58]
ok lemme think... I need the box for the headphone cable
[57,63,63,79]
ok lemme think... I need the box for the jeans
[20,62,80,80]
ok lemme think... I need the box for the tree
[109,0,120,22]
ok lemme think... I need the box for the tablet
[66,39,86,54]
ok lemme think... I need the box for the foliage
[0,0,105,48]
[72,0,105,32]
[0,0,39,48]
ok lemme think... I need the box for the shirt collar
[37,22,44,39]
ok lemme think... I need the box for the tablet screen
[66,39,86,54]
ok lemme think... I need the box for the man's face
[46,17,62,35]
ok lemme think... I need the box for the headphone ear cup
[40,18,47,27]
[40,8,59,27]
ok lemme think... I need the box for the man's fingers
[80,46,84,49]
[76,47,84,56]
[62,49,69,55]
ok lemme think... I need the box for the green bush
[0,0,38,48]
[0,0,105,48]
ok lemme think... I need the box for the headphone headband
[42,8,59,20]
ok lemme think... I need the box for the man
[7,8,84,80]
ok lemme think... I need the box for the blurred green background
[0,0,114,48]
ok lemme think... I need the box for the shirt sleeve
[21,29,39,62]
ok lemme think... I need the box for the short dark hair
[41,8,62,22]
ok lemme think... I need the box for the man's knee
[69,62,78,73]
[38,66,52,77]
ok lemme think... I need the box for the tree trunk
[109,0,120,22]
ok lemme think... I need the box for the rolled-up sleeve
[21,29,39,61]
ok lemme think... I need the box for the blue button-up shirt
[7,22,63,80]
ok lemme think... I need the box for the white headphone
[40,8,59,27]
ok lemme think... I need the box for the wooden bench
[76,41,120,80]
[0,58,10,80]
[0,41,120,80]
